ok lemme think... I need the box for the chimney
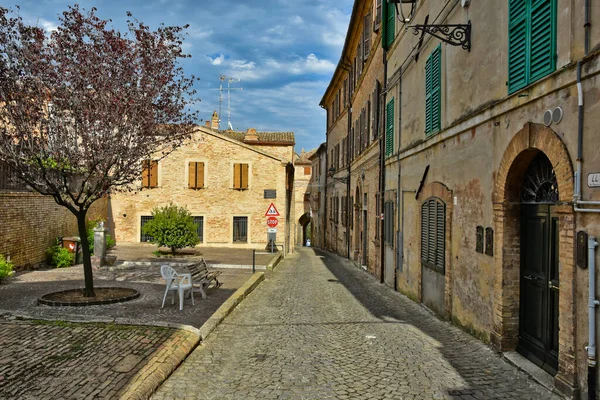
[244,128,259,142]
[211,111,219,130]
[204,121,210,128]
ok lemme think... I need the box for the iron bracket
[409,21,471,52]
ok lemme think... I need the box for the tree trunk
[171,246,176,255]
[76,209,95,297]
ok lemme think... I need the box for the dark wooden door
[518,204,559,375]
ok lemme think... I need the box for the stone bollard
[91,221,108,269]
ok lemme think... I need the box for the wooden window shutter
[436,200,446,272]
[367,100,371,145]
[188,162,196,188]
[529,0,556,82]
[375,0,382,31]
[425,45,441,136]
[233,163,241,189]
[382,1,395,49]
[421,201,429,263]
[142,160,150,187]
[508,0,528,93]
[364,14,371,60]
[385,98,394,157]
[197,162,205,188]
[149,161,158,188]
[241,163,249,189]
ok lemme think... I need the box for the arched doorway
[518,152,559,375]
[298,212,311,246]
[492,123,576,393]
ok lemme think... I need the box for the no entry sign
[267,217,278,228]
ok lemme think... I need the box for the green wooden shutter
[385,98,394,158]
[435,200,445,272]
[382,1,395,49]
[529,0,556,82]
[508,0,556,93]
[421,201,429,264]
[425,45,441,136]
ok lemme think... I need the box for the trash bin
[62,236,83,264]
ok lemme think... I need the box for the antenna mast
[217,75,242,130]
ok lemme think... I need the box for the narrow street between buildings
[153,247,559,400]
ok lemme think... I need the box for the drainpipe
[585,0,591,56]
[347,100,352,260]
[589,235,599,400]
[380,51,388,284]
[396,72,402,289]
[574,61,600,213]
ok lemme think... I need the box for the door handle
[549,280,560,291]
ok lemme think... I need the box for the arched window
[421,198,445,273]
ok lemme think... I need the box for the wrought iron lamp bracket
[409,21,471,52]
[329,176,349,184]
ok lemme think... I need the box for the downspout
[588,235,599,400]
[324,108,329,251]
[347,98,352,260]
[395,71,402,290]
[585,0,591,56]
[380,49,388,284]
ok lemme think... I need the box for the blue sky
[12,0,353,153]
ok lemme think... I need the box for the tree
[0,6,199,296]
[142,203,200,255]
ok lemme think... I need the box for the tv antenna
[218,75,243,130]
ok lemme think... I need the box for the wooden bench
[186,258,222,298]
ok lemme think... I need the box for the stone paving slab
[152,247,562,400]
[0,318,198,400]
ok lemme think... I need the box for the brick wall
[0,192,107,270]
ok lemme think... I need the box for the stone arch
[491,122,576,395]
[417,181,453,318]
[298,212,311,246]
[494,122,573,204]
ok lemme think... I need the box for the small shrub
[46,239,75,268]
[142,203,200,255]
[0,254,14,281]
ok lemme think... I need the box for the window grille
[140,216,154,242]
[233,216,248,243]
[193,216,204,243]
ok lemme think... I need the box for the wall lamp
[328,167,349,184]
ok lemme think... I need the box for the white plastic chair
[160,264,194,311]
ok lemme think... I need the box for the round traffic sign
[267,217,278,228]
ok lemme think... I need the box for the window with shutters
[141,160,158,189]
[375,0,382,31]
[232,163,249,190]
[421,197,445,273]
[193,216,204,243]
[425,45,442,137]
[508,0,556,93]
[188,161,205,189]
[385,98,394,158]
[233,216,248,243]
[382,0,395,49]
[364,14,372,60]
[384,200,394,245]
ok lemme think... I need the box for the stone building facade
[320,0,384,277]
[293,149,316,247]
[378,0,600,397]
[309,143,327,249]
[109,116,295,253]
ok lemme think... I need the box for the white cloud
[223,54,334,82]
[319,7,350,48]
[290,15,303,24]
[208,54,226,66]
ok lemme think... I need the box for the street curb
[266,252,283,271]
[197,272,265,341]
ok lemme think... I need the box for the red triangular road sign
[265,203,280,217]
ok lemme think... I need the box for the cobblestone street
[153,247,560,400]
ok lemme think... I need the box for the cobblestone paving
[0,265,250,327]
[153,248,561,400]
[0,318,195,400]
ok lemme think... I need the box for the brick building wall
[0,192,107,270]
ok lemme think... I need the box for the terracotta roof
[217,130,295,145]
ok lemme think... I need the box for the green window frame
[382,1,395,49]
[385,98,394,158]
[425,45,441,137]
[508,0,557,94]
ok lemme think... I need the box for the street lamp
[328,167,349,184]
